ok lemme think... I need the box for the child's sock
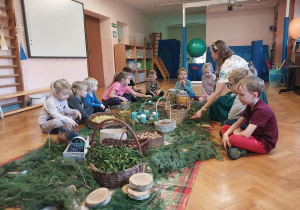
[227,147,247,160]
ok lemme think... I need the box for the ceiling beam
[185,0,249,8]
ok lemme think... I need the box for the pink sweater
[102,81,133,100]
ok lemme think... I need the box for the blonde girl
[38,79,81,133]
[198,63,216,102]
[83,77,106,112]
[68,81,93,121]
[102,72,151,106]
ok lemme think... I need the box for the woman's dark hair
[123,67,133,73]
[211,40,234,74]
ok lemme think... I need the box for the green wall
[168,24,206,67]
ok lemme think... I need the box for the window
[193,52,206,64]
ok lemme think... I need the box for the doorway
[85,15,105,87]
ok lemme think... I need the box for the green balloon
[187,38,207,57]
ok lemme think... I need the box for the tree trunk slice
[127,187,150,200]
[122,184,130,194]
[85,188,111,207]
[129,173,153,192]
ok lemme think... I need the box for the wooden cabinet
[114,44,153,83]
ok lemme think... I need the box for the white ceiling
[118,0,281,26]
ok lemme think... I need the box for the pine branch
[135,180,166,210]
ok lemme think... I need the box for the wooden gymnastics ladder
[0,0,49,119]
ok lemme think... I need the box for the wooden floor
[1,79,300,209]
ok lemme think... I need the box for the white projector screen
[21,0,87,58]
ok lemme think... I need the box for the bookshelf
[114,44,153,83]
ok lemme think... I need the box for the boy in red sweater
[221,76,278,160]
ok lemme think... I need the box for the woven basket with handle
[88,112,119,129]
[165,90,190,123]
[89,118,146,188]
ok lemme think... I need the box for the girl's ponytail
[50,79,70,95]
[107,72,128,88]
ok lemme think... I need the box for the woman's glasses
[227,82,235,89]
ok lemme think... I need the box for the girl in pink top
[102,72,151,107]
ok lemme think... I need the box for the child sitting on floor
[123,67,143,93]
[83,77,106,113]
[102,72,151,106]
[38,79,81,133]
[68,81,94,122]
[175,68,195,98]
[221,76,278,160]
[222,66,268,129]
[197,63,216,102]
[122,67,142,102]
[222,68,252,130]
[146,70,164,97]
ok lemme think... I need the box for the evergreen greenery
[0,100,223,209]
[0,138,98,209]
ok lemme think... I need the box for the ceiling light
[152,1,191,7]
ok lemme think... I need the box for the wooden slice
[122,184,130,194]
[85,188,110,207]
[201,124,211,128]
[127,187,150,200]
[129,173,153,192]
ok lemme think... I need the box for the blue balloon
[187,38,206,57]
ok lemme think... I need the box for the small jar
[166,89,176,104]
[176,90,189,106]
[119,105,131,123]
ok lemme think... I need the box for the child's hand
[75,110,82,120]
[101,104,106,109]
[139,87,143,92]
[156,90,161,95]
[202,94,208,99]
[222,134,231,149]
[179,80,183,87]
[182,80,186,86]
[70,120,78,128]
[151,91,157,96]
[121,97,128,102]
[146,95,152,98]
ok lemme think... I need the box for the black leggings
[146,91,164,97]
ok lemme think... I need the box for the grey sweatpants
[40,115,74,133]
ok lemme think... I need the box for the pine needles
[0,101,223,209]
[0,138,98,209]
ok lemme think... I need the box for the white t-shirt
[218,55,249,83]
[228,95,246,120]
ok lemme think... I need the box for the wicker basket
[89,118,146,188]
[57,126,76,145]
[165,90,190,124]
[136,130,164,148]
[88,113,119,129]
[154,119,176,133]
[165,106,190,123]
